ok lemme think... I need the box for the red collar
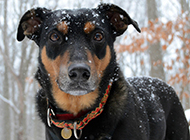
[47,81,112,130]
[53,110,89,121]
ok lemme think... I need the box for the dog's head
[17,3,140,115]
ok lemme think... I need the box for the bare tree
[1,0,11,139]
[178,0,190,109]
[0,0,44,139]
[146,0,165,80]
[180,0,190,12]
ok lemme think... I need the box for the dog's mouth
[63,90,91,96]
[58,83,96,96]
[56,78,98,96]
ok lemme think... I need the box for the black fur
[17,3,189,140]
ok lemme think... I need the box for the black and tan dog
[17,3,189,140]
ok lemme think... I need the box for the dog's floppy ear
[17,8,51,42]
[98,3,141,36]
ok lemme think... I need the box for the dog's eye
[94,32,103,41]
[50,33,60,41]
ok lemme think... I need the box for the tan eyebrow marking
[84,22,95,34]
[57,21,68,35]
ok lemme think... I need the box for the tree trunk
[179,0,190,108]
[146,0,165,81]
[2,0,11,139]
[180,0,189,12]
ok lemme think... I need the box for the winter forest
[0,0,189,139]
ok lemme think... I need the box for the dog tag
[61,127,72,139]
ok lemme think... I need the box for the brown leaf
[162,45,167,51]
[140,59,144,65]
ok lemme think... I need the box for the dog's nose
[68,64,91,82]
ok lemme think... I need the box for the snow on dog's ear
[17,8,51,43]
[98,3,141,36]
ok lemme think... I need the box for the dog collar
[47,81,112,139]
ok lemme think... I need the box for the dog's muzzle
[57,63,98,96]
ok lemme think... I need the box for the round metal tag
[61,128,72,139]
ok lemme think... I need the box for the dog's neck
[47,99,90,120]
[46,80,113,130]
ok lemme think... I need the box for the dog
[17,3,189,140]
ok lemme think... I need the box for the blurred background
[0,0,189,139]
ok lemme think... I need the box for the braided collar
[47,81,112,130]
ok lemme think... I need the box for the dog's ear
[98,3,141,36]
[17,8,51,42]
